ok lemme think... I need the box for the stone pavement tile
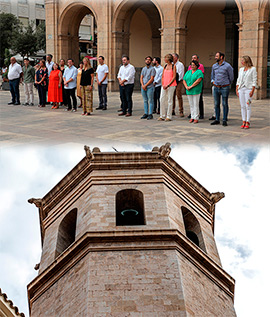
[0,89,269,147]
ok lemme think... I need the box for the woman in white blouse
[236,56,257,129]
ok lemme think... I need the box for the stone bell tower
[27,144,236,316]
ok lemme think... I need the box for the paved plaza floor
[0,88,269,148]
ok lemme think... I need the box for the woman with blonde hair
[236,55,257,129]
[80,57,94,116]
[158,54,177,121]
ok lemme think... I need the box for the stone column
[175,27,188,64]
[45,0,58,60]
[257,20,269,99]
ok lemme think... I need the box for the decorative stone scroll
[210,192,225,203]
[158,143,171,159]
[84,145,94,161]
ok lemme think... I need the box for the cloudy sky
[0,143,269,316]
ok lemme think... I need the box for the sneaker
[141,114,148,119]
[23,103,29,106]
[211,120,220,125]
[72,109,77,112]
[222,121,228,126]
[147,114,153,120]
[30,103,34,106]
[165,118,172,122]
[65,109,72,111]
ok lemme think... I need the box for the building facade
[45,0,269,98]
[0,288,25,317]
[27,145,236,315]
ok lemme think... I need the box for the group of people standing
[6,54,108,117]
[6,51,257,128]
[116,51,257,128]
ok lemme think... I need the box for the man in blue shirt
[63,59,78,112]
[211,52,234,126]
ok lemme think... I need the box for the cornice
[29,146,223,225]
[27,229,235,312]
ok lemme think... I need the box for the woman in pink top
[158,54,177,121]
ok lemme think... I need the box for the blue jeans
[214,86,230,121]
[9,78,20,103]
[141,87,154,115]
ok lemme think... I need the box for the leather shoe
[209,116,216,120]
[188,114,191,119]
[172,110,176,116]
[222,121,228,126]
[118,112,126,116]
[199,115,204,119]
[141,114,148,119]
[96,107,103,110]
[147,114,153,120]
[211,120,220,125]
[125,113,132,117]
[14,102,20,105]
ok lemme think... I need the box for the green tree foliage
[0,13,21,60]
[12,22,38,57]
[35,22,46,52]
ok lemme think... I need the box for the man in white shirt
[96,56,109,110]
[153,57,163,114]
[172,53,185,117]
[46,54,54,77]
[117,55,136,117]
[7,57,23,105]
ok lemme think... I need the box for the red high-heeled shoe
[241,121,246,129]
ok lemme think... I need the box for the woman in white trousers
[236,56,257,129]
[158,54,177,121]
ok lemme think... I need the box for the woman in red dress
[48,63,63,109]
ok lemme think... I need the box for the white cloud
[0,144,268,316]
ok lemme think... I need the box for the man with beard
[117,55,136,117]
[140,56,156,120]
[211,52,234,126]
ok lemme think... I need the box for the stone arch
[112,0,163,89]
[181,207,206,252]
[116,189,145,226]
[175,0,241,89]
[58,2,98,65]
[55,208,78,258]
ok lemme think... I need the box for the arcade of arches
[45,0,269,98]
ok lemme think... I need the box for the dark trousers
[37,84,46,106]
[119,84,134,114]
[199,84,204,118]
[9,78,20,103]
[65,88,77,110]
[154,86,161,113]
[98,84,107,108]
[62,82,68,105]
